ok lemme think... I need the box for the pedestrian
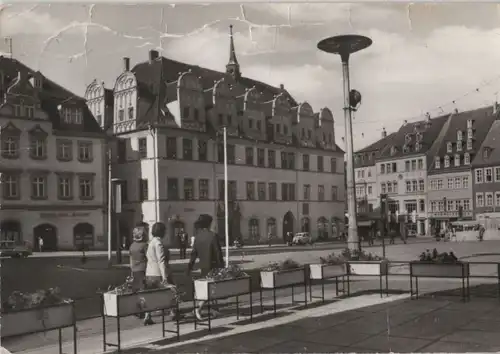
[129,224,149,320]
[267,230,273,247]
[144,222,177,325]
[187,214,224,321]
[178,228,188,259]
[38,236,44,252]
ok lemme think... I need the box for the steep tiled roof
[0,56,103,135]
[430,106,498,173]
[378,115,449,160]
[471,118,500,168]
[355,132,396,167]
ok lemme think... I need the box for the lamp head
[349,89,362,109]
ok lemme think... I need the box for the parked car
[292,232,312,245]
[407,230,418,237]
[0,241,33,258]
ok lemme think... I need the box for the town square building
[0,56,108,251]
[86,27,346,246]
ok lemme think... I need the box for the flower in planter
[2,287,70,312]
[319,253,346,265]
[262,258,301,272]
[340,248,386,262]
[204,265,248,281]
[418,248,459,263]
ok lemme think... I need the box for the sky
[2,3,500,150]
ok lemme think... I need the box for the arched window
[249,218,259,240]
[317,217,328,240]
[330,217,339,239]
[301,217,310,233]
[266,218,276,237]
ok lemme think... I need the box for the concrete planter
[348,261,389,276]
[410,262,470,278]
[194,276,251,301]
[260,268,305,289]
[309,263,347,280]
[2,302,74,337]
[103,288,176,317]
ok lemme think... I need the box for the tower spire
[226,25,241,80]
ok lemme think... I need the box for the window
[382,183,387,194]
[447,142,452,153]
[331,158,337,173]
[57,175,72,199]
[495,167,500,182]
[1,135,19,159]
[166,137,177,159]
[454,154,460,167]
[318,185,325,201]
[138,179,148,201]
[281,183,295,201]
[199,179,209,200]
[317,156,324,172]
[467,138,472,150]
[193,108,199,121]
[56,140,72,161]
[182,138,193,160]
[118,109,124,121]
[31,175,47,199]
[78,141,93,162]
[447,199,454,211]
[448,178,454,189]
[392,162,397,173]
[331,186,338,201]
[475,169,484,184]
[444,156,450,168]
[257,148,265,167]
[183,179,194,200]
[419,199,425,212]
[249,219,259,240]
[258,182,266,200]
[438,201,444,211]
[227,144,236,164]
[476,193,484,207]
[457,141,462,152]
[246,182,255,200]
[486,192,494,207]
[437,179,443,190]
[418,159,423,170]
[495,192,500,206]
[387,182,393,193]
[198,140,207,161]
[411,160,416,171]
[387,163,392,174]
[464,153,470,165]
[457,130,463,141]
[117,139,127,163]
[78,175,94,199]
[268,150,276,168]
[393,182,398,193]
[248,118,253,129]
[182,106,189,119]
[405,161,410,172]
[412,180,418,192]
[464,199,471,210]
[2,174,20,199]
[138,138,147,159]
[245,147,254,165]
[467,119,473,128]
[419,179,425,191]
[431,201,437,212]
[454,177,462,189]
[128,107,134,119]
[268,183,277,201]
[13,105,21,117]
[463,176,469,188]
[30,136,47,160]
[302,154,310,171]
[167,178,179,200]
[434,156,440,169]
[485,168,493,182]
[256,120,261,131]
[380,164,386,174]
[303,184,311,200]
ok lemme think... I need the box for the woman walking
[129,224,149,320]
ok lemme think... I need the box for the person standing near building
[178,228,188,259]
[38,236,44,252]
[187,214,224,321]
[129,224,148,319]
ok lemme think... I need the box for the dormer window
[467,119,473,128]
[483,147,491,159]
[457,140,462,152]
[390,146,397,156]
[404,134,411,144]
[457,130,463,141]
[467,138,473,150]
[415,143,421,152]
[467,128,473,139]
[454,154,460,167]
[444,155,450,168]
[62,107,83,124]
[415,133,422,142]
[464,152,470,165]
[403,144,410,153]
[434,156,440,169]
[446,142,452,153]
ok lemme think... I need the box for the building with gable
[471,107,500,219]
[86,26,345,246]
[361,114,449,236]
[0,56,107,251]
[427,106,498,231]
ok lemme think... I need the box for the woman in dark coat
[129,224,149,319]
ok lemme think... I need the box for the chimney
[426,112,431,121]
[149,50,159,63]
[123,57,130,72]
[279,83,284,90]
[454,108,459,114]
[382,127,387,138]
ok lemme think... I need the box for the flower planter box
[348,261,389,276]
[2,302,74,337]
[194,276,251,301]
[260,268,305,289]
[410,262,470,278]
[309,263,347,280]
[103,288,176,317]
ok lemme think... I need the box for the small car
[407,230,418,238]
[0,241,33,258]
[292,232,312,245]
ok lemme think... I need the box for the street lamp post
[222,126,229,268]
[318,34,372,251]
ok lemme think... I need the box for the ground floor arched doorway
[33,224,57,251]
[0,220,22,247]
[331,217,339,239]
[317,217,328,240]
[73,223,95,250]
[283,211,294,242]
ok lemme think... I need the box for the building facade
[0,57,107,251]
[88,31,345,246]
[427,107,497,230]
[471,116,500,219]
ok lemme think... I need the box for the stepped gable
[0,56,102,134]
[378,115,449,159]
[130,55,298,123]
[429,106,497,172]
